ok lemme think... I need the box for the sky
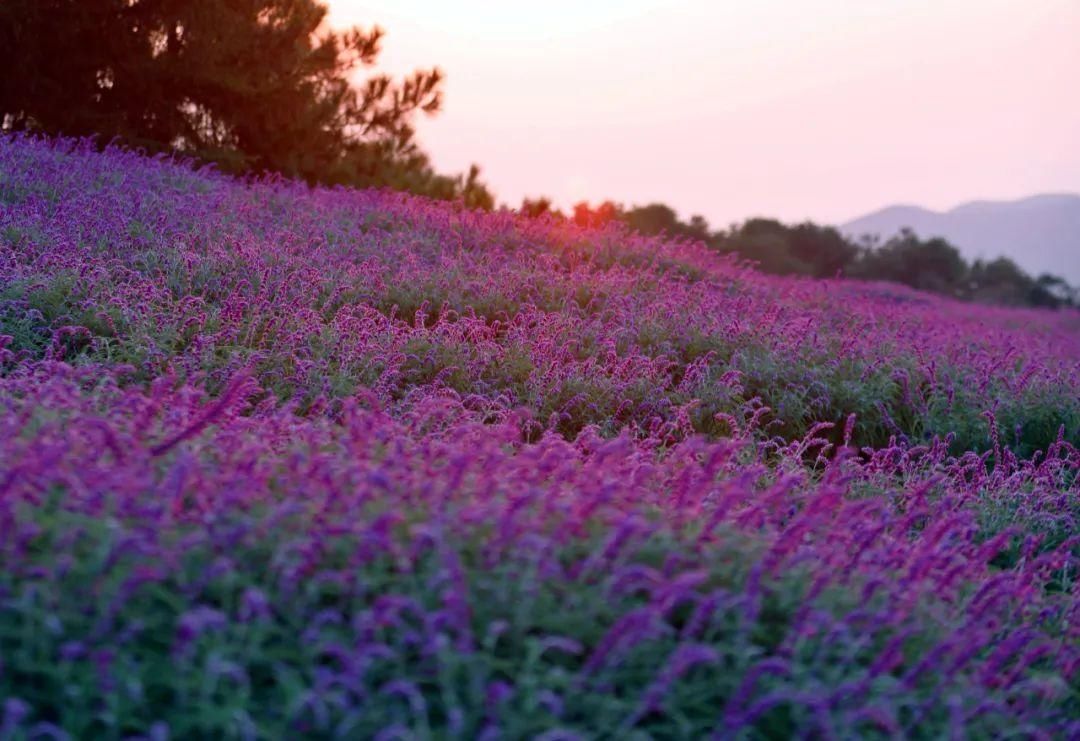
[326,0,1080,227]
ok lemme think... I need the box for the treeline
[521,199,1079,309]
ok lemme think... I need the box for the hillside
[1,136,1079,737]
[842,193,1080,284]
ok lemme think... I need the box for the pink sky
[327,0,1080,226]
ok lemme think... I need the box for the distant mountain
[842,194,1080,285]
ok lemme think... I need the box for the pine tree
[0,0,491,203]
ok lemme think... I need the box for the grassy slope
[0,137,1078,738]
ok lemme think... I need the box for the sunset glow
[329,0,1080,224]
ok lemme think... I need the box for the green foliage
[0,273,125,360]
[0,500,978,739]
[397,337,472,394]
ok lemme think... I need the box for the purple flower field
[1,136,1078,738]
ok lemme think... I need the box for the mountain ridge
[841,193,1080,284]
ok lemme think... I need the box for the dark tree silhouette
[0,0,492,204]
[622,203,710,242]
[520,196,561,219]
[852,229,968,294]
